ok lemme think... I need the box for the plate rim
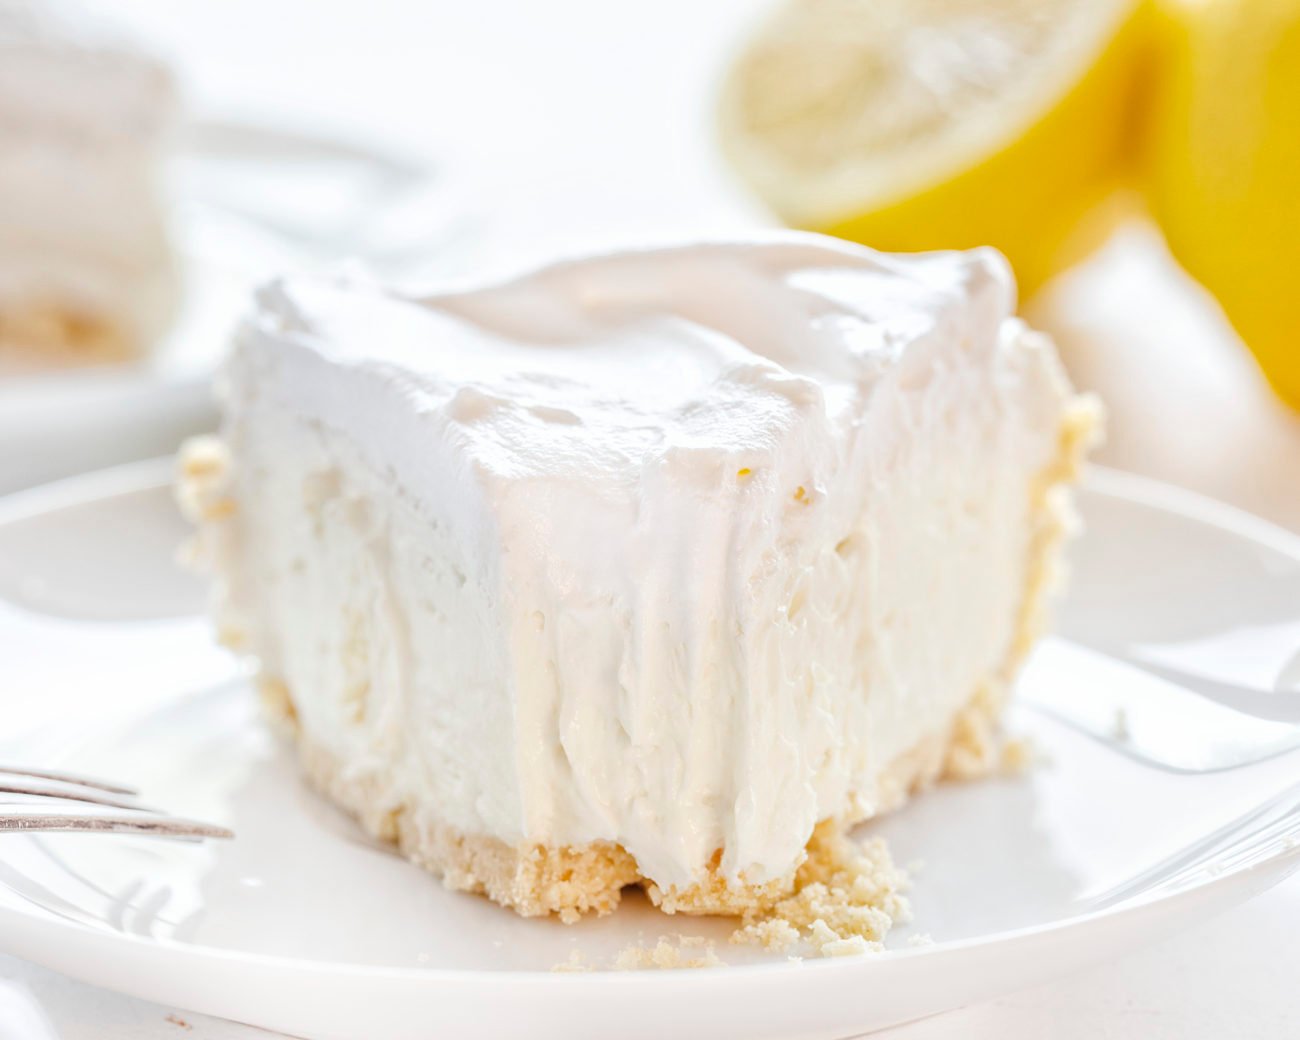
[1,459,1298,984]
[0,835,1295,990]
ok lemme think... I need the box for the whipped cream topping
[0,1,175,137]
[218,234,1077,889]
[248,236,1019,491]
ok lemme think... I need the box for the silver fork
[0,764,233,841]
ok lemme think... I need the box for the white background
[2,0,1298,1035]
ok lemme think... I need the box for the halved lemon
[719,0,1151,297]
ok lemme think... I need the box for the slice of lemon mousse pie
[181,233,1096,921]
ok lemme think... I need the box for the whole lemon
[1145,0,1300,409]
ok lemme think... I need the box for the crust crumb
[552,948,594,973]
[645,846,797,916]
[998,734,1041,774]
[176,436,236,522]
[614,935,722,971]
[731,916,800,952]
[554,935,724,971]
[258,676,299,732]
[730,821,910,958]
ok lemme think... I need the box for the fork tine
[0,813,233,840]
[0,780,148,812]
[0,764,136,796]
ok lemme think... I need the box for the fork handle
[0,814,233,840]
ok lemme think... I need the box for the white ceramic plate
[0,462,1297,1040]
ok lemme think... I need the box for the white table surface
[3,0,1299,1036]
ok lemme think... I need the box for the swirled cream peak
[246,235,1016,493]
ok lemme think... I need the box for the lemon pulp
[719,0,1150,297]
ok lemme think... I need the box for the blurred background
[0,0,1297,531]
[1,3,1298,1037]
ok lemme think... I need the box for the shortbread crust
[273,663,998,920]
[0,302,135,367]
